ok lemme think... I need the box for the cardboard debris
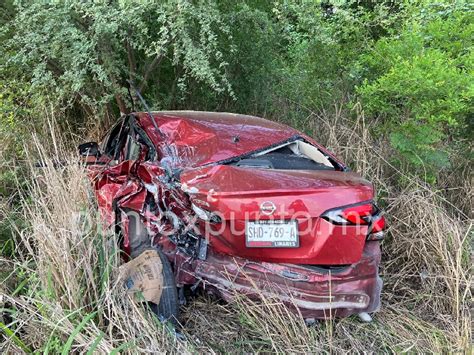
[119,249,163,304]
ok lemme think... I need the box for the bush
[356,4,473,181]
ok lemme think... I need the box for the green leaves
[0,321,32,353]
[1,1,234,115]
[1,0,471,183]
[356,4,473,180]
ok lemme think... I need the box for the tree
[1,0,233,118]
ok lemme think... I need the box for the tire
[149,249,180,326]
[123,211,179,326]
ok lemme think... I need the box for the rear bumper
[192,241,382,319]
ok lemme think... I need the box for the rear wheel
[149,249,179,326]
[123,210,179,325]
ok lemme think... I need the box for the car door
[79,117,129,167]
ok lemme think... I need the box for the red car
[79,111,385,323]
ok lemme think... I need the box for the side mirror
[78,142,101,157]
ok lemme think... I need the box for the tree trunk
[115,94,129,115]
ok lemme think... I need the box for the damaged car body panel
[191,241,382,319]
[83,111,386,320]
[180,165,373,265]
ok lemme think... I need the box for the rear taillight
[341,204,373,225]
[367,215,386,241]
[321,201,386,240]
[370,215,386,233]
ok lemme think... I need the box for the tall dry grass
[1,108,472,353]
[315,104,471,350]
[1,138,191,353]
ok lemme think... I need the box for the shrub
[356,4,473,181]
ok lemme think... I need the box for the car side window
[125,133,142,161]
[102,119,129,160]
[102,116,156,162]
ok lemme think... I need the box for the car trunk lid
[180,165,374,265]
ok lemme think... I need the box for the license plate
[245,220,299,248]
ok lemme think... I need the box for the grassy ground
[0,112,471,353]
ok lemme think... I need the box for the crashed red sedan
[80,111,385,323]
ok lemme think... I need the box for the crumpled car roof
[135,111,299,167]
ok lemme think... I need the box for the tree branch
[126,37,137,83]
[138,54,164,92]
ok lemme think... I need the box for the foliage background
[0,0,472,353]
[1,1,472,175]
